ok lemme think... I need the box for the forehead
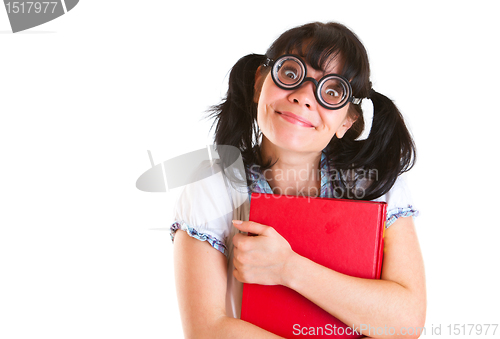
[287,42,345,75]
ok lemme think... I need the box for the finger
[232,232,246,249]
[232,220,269,235]
[233,268,245,283]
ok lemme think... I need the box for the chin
[273,137,315,153]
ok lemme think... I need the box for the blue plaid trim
[170,221,228,256]
[386,206,419,228]
[319,152,334,198]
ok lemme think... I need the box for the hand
[231,220,295,286]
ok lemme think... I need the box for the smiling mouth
[277,111,315,128]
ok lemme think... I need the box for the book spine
[375,204,387,279]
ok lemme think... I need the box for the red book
[241,193,387,338]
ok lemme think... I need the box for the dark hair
[208,22,416,200]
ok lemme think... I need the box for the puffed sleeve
[374,175,419,228]
[170,159,250,257]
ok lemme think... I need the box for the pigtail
[329,90,416,200]
[207,54,268,175]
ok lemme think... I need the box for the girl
[171,22,426,338]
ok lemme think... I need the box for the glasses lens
[274,56,305,88]
[319,77,349,107]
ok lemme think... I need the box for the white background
[1,1,499,338]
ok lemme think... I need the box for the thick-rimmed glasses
[265,54,361,110]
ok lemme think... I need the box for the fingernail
[232,220,243,224]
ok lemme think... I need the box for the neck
[259,136,322,197]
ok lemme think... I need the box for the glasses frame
[265,54,361,110]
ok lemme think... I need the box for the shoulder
[177,159,248,210]
[372,175,419,228]
[171,159,250,256]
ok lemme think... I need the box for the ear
[253,65,265,103]
[335,114,356,139]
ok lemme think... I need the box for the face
[255,55,355,155]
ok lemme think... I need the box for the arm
[173,230,284,339]
[232,217,426,339]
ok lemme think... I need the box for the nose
[287,79,317,109]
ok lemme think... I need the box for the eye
[281,66,299,80]
[321,79,347,105]
[325,88,340,97]
[274,57,304,86]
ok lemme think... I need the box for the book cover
[241,193,387,338]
